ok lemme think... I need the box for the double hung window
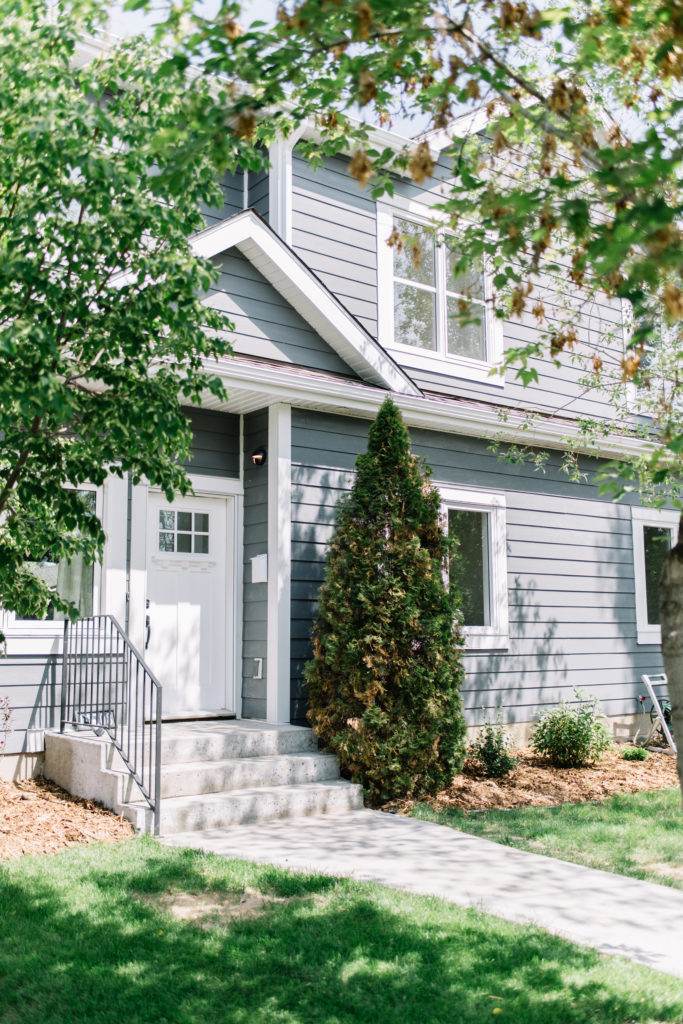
[632,507,679,644]
[377,202,503,384]
[440,485,509,650]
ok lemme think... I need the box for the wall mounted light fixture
[251,447,267,467]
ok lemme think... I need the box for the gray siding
[207,249,360,377]
[290,149,623,421]
[201,168,245,225]
[241,410,269,719]
[290,408,663,728]
[248,165,269,221]
[291,149,379,338]
[0,655,59,755]
[183,408,240,479]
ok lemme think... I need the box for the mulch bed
[0,777,132,861]
[0,747,679,861]
[420,746,680,814]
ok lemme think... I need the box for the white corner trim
[438,483,509,651]
[193,209,419,396]
[266,404,292,723]
[268,127,305,246]
[631,506,679,645]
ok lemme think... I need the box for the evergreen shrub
[305,398,467,804]
[531,689,611,768]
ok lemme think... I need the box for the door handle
[145,598,150,649]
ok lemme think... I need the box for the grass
[413,788,683,889]
[1,838,683,1023]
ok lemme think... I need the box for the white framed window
[377,199,504,386]
[632,506,679,645]
[440,484,509,650]
[0,486,102,648]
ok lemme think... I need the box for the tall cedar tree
[305,399,467,804]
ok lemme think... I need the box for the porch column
[266,403,292,723]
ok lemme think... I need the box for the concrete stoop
[44,721,364,835]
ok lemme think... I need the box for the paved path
[163,809,683,980]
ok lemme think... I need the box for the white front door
[145,491,233,716]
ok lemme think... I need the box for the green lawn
[413,788,683,889]
[1,838,682,1024]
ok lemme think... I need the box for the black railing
[60,614,162,835]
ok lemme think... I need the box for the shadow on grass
[0,837,681,1024]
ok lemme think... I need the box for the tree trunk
[659,512,683,807]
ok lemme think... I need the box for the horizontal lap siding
[207,250,357,377]
[242,411,269,720]
[292,151,379,338]
[291,150,624,420]
[290,408,663,728]
[183,408,240,478]
[0,656,59,755]
[248,166,269,220]
[201,168,244,225]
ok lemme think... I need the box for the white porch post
[100,475,128,624]
[266,403,292,723]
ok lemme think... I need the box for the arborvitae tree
[305,398,467,804]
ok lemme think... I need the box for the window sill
[636,626,662,646]
[386,343,505,387]
[463,630,509,651]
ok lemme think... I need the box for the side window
[1,488,99,637]
[632,507,678,644]
[441,485,509,650]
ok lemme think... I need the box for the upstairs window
[377,203,504,385]
[632,506,679,644]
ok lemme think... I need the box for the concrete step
[160,751,340,798]
[124,779,365,834]
[157,722,318,764]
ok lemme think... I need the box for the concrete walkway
[163,809,683,980]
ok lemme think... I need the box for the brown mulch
[422,746,680,814]
[0,777,133,861]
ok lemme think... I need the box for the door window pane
[158,508,210,555]
[394,282,437,350]
[643,526,670,625]
[448,508,489,626]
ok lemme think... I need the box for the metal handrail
[60,614,163,835]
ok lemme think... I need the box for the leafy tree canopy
[0,0,258,635]
[144,0,683,489]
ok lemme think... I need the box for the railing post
[59,619,70,733]
[154,684,162,836]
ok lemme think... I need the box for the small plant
[470,711,518,778]
[531,690,611,768]
[0,696,11,753]
[622,745,650,761]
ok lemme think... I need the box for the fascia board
[191,211,420,396]
[209,357,649,461]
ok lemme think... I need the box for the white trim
[266,404,292,723]
[438,483,509,651]
[207,356,651,461]
[631,506,679,645]
[377,202,505,387]
[268,127,305,245]
[192,209,418,396]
